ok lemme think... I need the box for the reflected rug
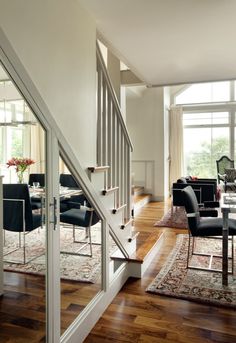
[3,226,116,284]
[146,234,236,308]
[154,207,188,229]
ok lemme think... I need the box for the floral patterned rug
[146,234,236,308]
[3,225,116,284]
[154,207,188,229]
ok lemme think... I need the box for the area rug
[154,206,188,229]
[146,234,236,308]
[3,225,116,284]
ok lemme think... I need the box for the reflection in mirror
[59,157,103,334]
[0,63,47,342]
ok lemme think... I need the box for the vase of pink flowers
[7,157,35,183]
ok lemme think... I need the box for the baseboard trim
[151,195,165,201]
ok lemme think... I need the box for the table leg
[222,212,229,286]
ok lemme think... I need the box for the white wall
[126,86,165,200]
[0,0,97,168]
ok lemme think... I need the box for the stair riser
[89,172,105,193]
[133,187,144,196]
[134,195,151,215]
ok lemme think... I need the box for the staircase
[87,43,135,258]
[86,43,162,272]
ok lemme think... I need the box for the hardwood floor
[84,202,236,343]
[1,200,236,342]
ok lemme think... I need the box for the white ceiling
[79,0,236,86]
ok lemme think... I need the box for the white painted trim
[47,134,61,343]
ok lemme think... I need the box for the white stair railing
[96,42,133,222]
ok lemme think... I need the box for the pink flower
[7,157,35,173]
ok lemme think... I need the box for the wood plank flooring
[1,200,236,342]
[84,202,236,343]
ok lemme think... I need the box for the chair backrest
[181,186,200,235]
[68,193,100,226]
[60,174,80,189]
[216,155,234,183]
[3,184,33,232]
[28,173,45,187]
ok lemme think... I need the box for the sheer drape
[30,123,45,173]
[169,106,183,189]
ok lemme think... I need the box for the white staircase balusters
[96,41,133,222]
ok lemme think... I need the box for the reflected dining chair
[59,173,81,212]
[182,186,236,273]
[60,200,100,257]
[28,173,45,210]
[3,184,42,264]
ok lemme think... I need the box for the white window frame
[173,81,236,171]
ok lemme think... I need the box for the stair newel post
[107,93,112,189]
[97,63,102,166]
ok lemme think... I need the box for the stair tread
[111,231,163,263]
[113,204,126,213]
[121,218,133,227]
[88,166,110,173]
[134,193,151,204]
[102,186,119,195]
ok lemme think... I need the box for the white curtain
[169,106,184,189]
[30,123,45,173]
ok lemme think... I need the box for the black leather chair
[60,198,100,257]
[216,155,236,192]
[172,179,219,217]
[182,186,236,272]
[28,173,45,187]
[3,183,42,264]
[59,174,81,212]
[59,174,80,188]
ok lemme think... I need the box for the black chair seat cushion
[60,208,91,227]
[196,218,236,236]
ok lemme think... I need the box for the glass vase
[17,171,24,184]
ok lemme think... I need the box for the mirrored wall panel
[58,157,102,334]
[0,62,47,342]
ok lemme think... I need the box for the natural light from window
[175,80,236,178]
[175,81,230,105]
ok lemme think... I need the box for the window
[175,81,230,104]
[0,98,31,182]
[173,81,236,178]
[183,120,230,177]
